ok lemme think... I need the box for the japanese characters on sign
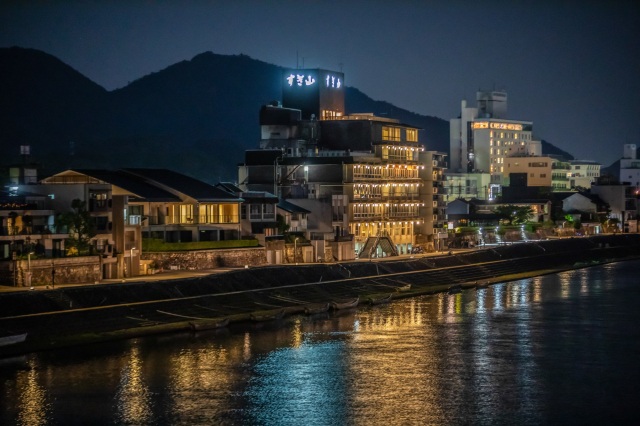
[285,72,342,89]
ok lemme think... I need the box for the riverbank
[2,234,640,357]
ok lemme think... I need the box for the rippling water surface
[2,260,640,425]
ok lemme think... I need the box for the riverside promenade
[2,234,640,357]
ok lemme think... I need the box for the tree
[56,199,96,255]
[276,214,289,235]
[494,205,534,225]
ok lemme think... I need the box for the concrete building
[449,91,539,196]
[620,144,640,188]
[239,68,446,260]
[444,172,493,202]
[569,160,600,190]
[504,156,553,187]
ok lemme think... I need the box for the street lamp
[130,247,136,277]
[27,251,34,289]
[274,156,281,199]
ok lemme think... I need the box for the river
[2,260,639,425]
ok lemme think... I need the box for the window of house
[382,126,401,141]
[263,204,275,219]
[406,129,418,142]
[250,204,262,220]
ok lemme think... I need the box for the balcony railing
[144,215,240,225]
[1,225,68,236]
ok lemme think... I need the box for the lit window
[406,129,418,142]
[382,126,401,141]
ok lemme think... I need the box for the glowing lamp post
[130,247,136,277]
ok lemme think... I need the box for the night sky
[1,1,638,167]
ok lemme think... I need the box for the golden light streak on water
[16,359,49,426]
[291,318,303,348]
[115,345,152,424]
[240,331,251,362]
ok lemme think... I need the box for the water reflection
[115,345,152,424]
[16,359,50,426]
[2,261,639,425]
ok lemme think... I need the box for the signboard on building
[282,69,345,120]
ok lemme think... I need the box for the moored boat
[396,284,411,292]
[330,297,359,310]
[304,303,330,315]
[0,333,27,347]
[189,318,230,331]
[367,294,392,305]
[250,309,285,322]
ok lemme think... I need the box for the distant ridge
[0,47,572,183]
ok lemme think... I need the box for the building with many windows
[239,69,446,260]
[569,160,600,190]
[449,91,540,198]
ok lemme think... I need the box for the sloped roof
[216,182,243,194]
[123,168,243,202]
[71,169,179,202]
[277,199,311,213]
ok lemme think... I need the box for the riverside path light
[130,247,135,277]
[27,250,34,289]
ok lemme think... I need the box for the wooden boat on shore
[367,294,393,305]
[330,297,359,310]
[250,309,285,322]
[0,333,27,347]
[304,303,330,315]
[189,318,230,331]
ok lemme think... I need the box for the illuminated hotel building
[239,69,446,258]
[449,91,539,198]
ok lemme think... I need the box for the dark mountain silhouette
[601,159,620,180]
[1,47,573,183]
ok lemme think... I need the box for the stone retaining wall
[0,256,102,287]
[142,247,267,271]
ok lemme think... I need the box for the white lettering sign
[286,73,317,87]
[286,72,341,89]
[326,75,341,88]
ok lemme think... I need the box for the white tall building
[449,91,540,192]
[620,144,640,187]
